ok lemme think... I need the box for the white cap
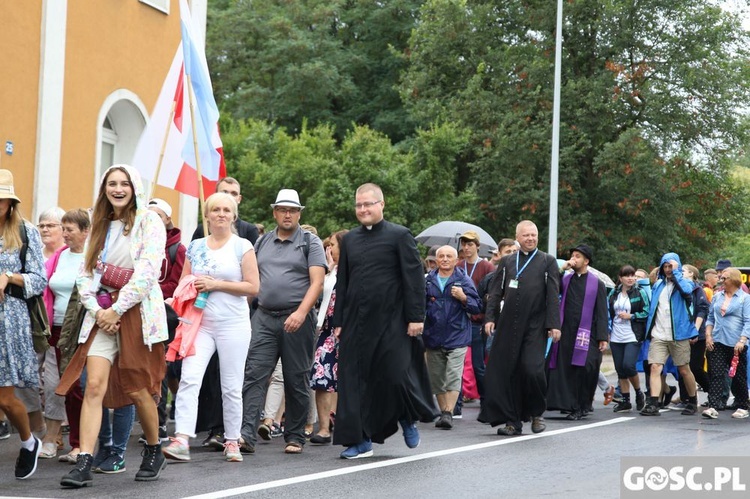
[148,198,172,218]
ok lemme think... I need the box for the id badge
[89,270,103,292]
[509,279,519,289]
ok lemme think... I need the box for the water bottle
[194,291,210,310]
[729,353,740,378]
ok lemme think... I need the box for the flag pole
[186,73,208,236]
[150,100,177,197]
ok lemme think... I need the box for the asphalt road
[1,372,748,499]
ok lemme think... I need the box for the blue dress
[0,222,48,388]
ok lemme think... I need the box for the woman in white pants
[163,193,259,462]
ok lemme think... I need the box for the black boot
[61,453,94,488]
[135,443,166,481]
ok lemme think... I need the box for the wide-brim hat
[0,170,21,203]
[271,189,305,209]
[570,244,594,265]
[715,259,732,271]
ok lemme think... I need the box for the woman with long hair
[309,229,348,444]
[162,192,259,463]
[57,165,168,487]
[0,169,48,479]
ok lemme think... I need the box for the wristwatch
[4,271,12,280]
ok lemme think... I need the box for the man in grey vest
[240,189,326,454]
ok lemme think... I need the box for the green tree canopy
[401,0,750,274]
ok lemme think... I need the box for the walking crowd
[1,166,748,488]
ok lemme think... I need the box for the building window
[139,0,169,15]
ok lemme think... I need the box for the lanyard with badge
[509,248,538,289]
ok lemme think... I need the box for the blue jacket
[424,267,482,350]
[646,253,698,341]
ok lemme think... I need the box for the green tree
[402,0,750,274]
[218,116,476,239]
[207,0,422,142]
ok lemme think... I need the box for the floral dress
[310,288,338,392]
[0,222,48,388]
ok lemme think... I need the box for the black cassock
[331,220,438,446]
[546,272,608,413]
[484,250,561,427]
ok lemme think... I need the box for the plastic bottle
[729,353,740,378]
[194,291,210,310]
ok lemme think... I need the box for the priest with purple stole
[547,244,609,420]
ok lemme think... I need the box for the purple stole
[549,271,599,368]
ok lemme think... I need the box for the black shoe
[435,411,453,430]
[239,437,255,454]
[135,443,166,482]
[640,403,661,416]
[15,437,42,480]
[309,434,332,445]
[681,403,697,416]
[531,417,545,434]
[61,453,94,488]
[635,392,645,411]
[661,386,677,408]
[206,431,225,451]
[452,405,462,419]
[497,424,522,436]
[565,411,582,421]
[0,420,10,440]
[613,401,633,413]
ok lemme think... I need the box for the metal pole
[547,0,563,258]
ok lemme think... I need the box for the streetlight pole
[547,0,563,257]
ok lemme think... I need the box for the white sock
[21,436,36,451]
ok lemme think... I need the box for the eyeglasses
[37,223,61,230]
[274,207,301,215]
[354,200,382,210]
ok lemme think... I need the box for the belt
[258,305,299,317]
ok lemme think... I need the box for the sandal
[58,449,79,463]
[284,442,303,454]
[39,441,57,459]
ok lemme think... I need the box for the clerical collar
[521,250,530,256]
[365,225,373,230]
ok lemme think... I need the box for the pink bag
[97,262,134,290]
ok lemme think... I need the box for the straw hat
[0,170,21,203]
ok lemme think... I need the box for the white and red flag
[134,0,225,199]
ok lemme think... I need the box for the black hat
[570,244,594,265]
[715,259,732,271]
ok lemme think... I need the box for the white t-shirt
[49,249,85,326]
[187,234,253,330]
[651,281,674,341]
[610,291,636,343]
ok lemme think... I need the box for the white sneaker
[223,440,243,462]
[731,408,749,419]
[162,437,191,461]
[701,408,719,419]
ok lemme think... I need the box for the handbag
[97,261,134,290]
[6,223,52,353]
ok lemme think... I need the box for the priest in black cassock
[546,244,609,420]
[331,183,437,459]
[484,220,561,436]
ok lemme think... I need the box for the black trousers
[706,343,748,410]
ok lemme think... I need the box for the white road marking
[183,417,635,498]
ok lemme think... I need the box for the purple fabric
[550,271,599,368]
